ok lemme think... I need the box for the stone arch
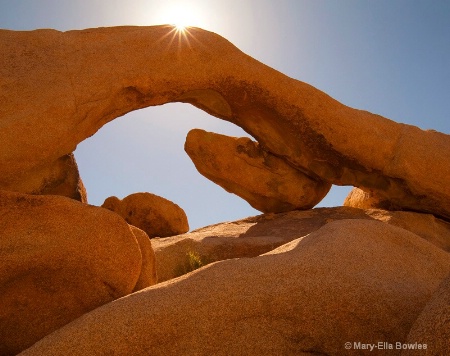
[0,25,449,220]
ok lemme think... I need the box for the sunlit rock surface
[184,128,331,213]
[102,192,189,238]
[0,153,87,202]
[19,220,450,355]
[152,207,450,282]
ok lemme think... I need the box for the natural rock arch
[1,26,449,219]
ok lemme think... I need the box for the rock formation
[0,26,449,219]
[344,186,399,210]
[1,25,449,355]
[152,207,450,282]
[0,153,87,202]
[102,192,189,237]
[130,226,158,290]
[403,273,450,355]
[19,220,450,355]
[0,190,149,355]
[184,129,331,213]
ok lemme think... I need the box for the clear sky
[1,0,449,229]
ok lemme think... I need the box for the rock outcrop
[0,26,449,219]
[184,129,331,213]
[0,190,143,355]
[402,273,450,355]
[153,207,450,282]
[344,186,398,210]
[130,226,158,290]
[0,153,87,202]
[102,192,189,237]
[20,220,450,355]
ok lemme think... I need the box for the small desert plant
[174,250,205,277]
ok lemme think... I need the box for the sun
[155,2,206,30]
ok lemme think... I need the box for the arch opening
[74,102,259,230]
[74,101,352,231]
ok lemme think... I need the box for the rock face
[0,26,449,219]
[102,192,189,237]
[402,273,450,355]
[153,207,450,282]
[344,186,399,210]
[20,220,450,355]
[184,129,331,213]
[130,226,158,291]
[0,190,142,355]
[0,153,87,202]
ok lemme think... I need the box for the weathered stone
[153,207,450,282]
[102,192,189,237]
[344,186,399,210]
[130,225,158,291]
[19,220,450,355]
[0,153,87,202]
[403,273,450,355]
[184,129,331,213]
[0,26,449,219]
[0,190,142,355]
[365,209,450,253]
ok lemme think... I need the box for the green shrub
[174,250,205,277]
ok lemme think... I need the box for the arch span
[0,26,449,219]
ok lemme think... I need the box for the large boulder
[0,190,142,355]
[367,208,450,253]
[184,128,331,213]
[153,207,450,282]
[0,26,449,219]
[402,273,450,355]
[20,220,450,355]
[0,153,87,202]
[102,192,189,237]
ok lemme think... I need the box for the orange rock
[0,190,142,355]
[403,273,450,355]
[102,192,189,237]
[184,129,331,213]
[344,187,399,210]
[153,207,450,282]
[365,208,450,253]
[19,220,450,355]
[0,26,449,219]
[0,153,87,202]
[130,226,158,290]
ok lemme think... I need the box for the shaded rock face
[20,220,450,355]
[153,207,450,282]
[102,192,189,238]
[0,190,142,356]
[130,226,158,290]
[403,273,450,355]
[184,128,331,213]
[0,153,87,203]
[0,26,449,220]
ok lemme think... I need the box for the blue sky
[1,0,449,229]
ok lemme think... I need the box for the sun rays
[150,2,208,52]
[157,2,206,31]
